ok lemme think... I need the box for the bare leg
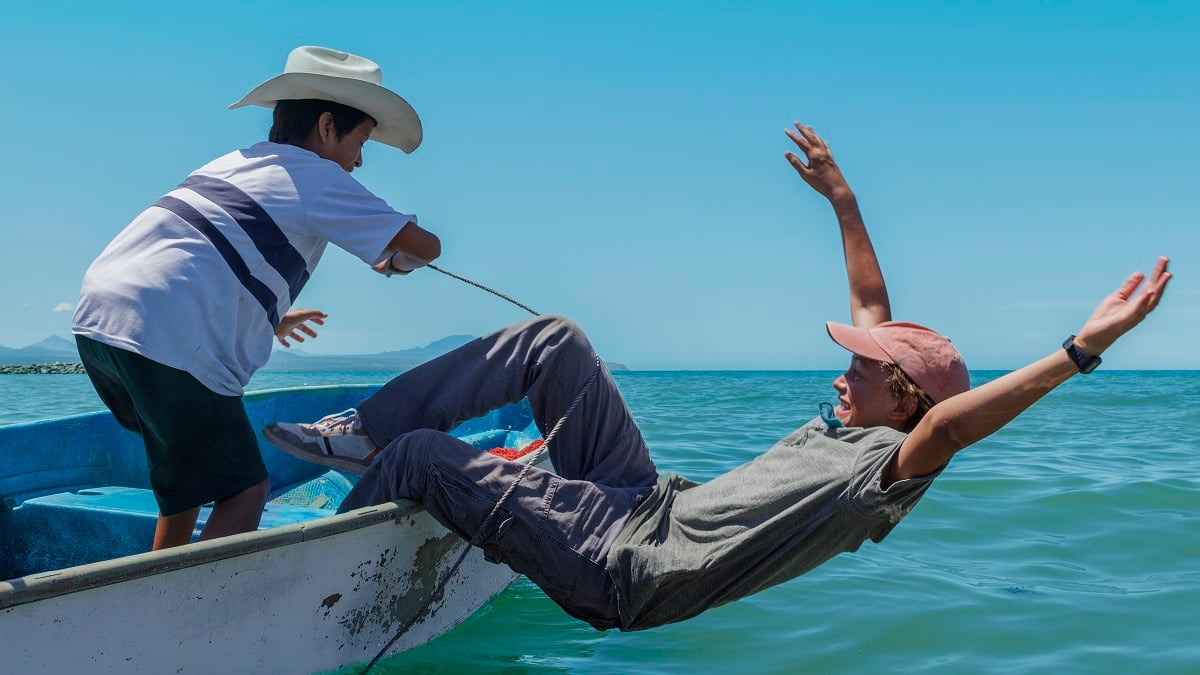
[152,508,201,550]
[197,479,270,542]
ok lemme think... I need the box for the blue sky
[2,1,1196,369]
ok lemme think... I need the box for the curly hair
[880,361,935,432]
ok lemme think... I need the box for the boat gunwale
[0,382,384,430]
[1,383,539,611]
[0,499,425,610]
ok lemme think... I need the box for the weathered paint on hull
[0,499,517,672]
[0,385,545,673]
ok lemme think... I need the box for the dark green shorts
[76,336,268,516]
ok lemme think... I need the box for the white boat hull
[1,500,515,673]
[1,385,547,672]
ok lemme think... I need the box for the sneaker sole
[262,424,374,476]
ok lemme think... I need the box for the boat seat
[3,486,334,579]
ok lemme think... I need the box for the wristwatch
[1063,335,1102,374]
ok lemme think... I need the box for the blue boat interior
[0,385,540,582]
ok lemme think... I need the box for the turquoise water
[3,370,1198,673]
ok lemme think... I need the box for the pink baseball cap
[826,321,970,403]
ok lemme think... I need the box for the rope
[356,350,603,673]
[427,264,540,316]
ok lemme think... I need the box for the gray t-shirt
[605,418,942,631]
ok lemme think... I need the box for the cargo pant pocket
[421,465,509,546]
[478,512,516,564]
[532,533,613,607]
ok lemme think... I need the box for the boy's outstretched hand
[785,122,852,203]
[275,308,328,347]
[1074,257,1172,357]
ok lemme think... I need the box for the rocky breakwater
[1,363,87,374]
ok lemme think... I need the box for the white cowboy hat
[229,46,422,153]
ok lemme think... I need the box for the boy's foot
[263,409,379,475]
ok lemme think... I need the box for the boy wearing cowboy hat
[263,122,1171,632]
[72,46,439,550]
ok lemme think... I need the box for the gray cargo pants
[339,315,658,630]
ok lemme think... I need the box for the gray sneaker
[263,409,379,475]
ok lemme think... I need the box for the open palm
[1076,257,1171,355]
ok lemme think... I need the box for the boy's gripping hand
[371,251,429,277]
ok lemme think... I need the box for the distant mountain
[374,335,478,361]
[30,335,77,352]
[0,335,79,365]
[262,335,477,372]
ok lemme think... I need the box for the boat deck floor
[1,473,350,581]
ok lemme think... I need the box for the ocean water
[2,370,1198,673]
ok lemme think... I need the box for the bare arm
[785,123,890,328]
[885,257,1173,486]
[372,220,442,276]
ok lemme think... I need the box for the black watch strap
[1063,335,1102,374]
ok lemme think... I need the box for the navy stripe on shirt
[153,195,281,329]
[178,174,311,305]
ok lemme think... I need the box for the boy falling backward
[265,123,1170,631]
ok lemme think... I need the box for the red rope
[486,438,544,461]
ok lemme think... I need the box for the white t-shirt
[74,142,414,396]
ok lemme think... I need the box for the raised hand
[785,121,889,326]
[275,308,328,347]
[1074,257,1172,356]
[785,122,851,202]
